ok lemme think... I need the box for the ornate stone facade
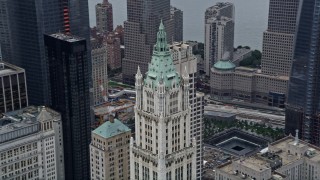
[130,22,196,180]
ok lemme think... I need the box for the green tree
[252,50,262,60]
[239,49,262,67]
[239,56,255,66]
[198,43,204,50]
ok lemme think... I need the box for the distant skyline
[89,0,269,50]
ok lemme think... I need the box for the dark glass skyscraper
[0,0,90,106]
[45,33,91,180]
[0,0,62,105]
[286,0,320,145]
[122,0,176,84]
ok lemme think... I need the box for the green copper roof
[144,20,180,89]
[93,119,130,138]
[213,59,236,70]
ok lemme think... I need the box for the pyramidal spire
[136,66,142,84]
[155,20,168,53]
[144,21,180,89]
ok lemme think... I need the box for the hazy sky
[89,0,269,50]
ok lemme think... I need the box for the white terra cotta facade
[130,22,197,180]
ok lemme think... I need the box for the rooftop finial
[294,129,299,145]
[136,66,142,76]
[159,19,164,30]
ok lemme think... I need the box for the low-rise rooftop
[0,61,25,76]
[214,59,236,71]
[269,135,320,163]
[93,99,134,116]
[93,119,130,139]
[50,33,84,42]
[0,106,60,143]
[215,133,320,180]
[206,2,233,12]
[236,157,270,172]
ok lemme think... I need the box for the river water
[89,0,269,50]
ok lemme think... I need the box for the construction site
[92,87,136,130]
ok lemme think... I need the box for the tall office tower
[130,22,196,180]
[261,0,300,76]
[44,33,91,180]
[285,0,320,145]
[0,1,11,62]
[106,32,122,70]
[122,0,175,84]
[204,2,235,76]
[170,42,204,179]
[96,0,113,33]
[171,6,183,42]
[91,38,108,106]
[90,117,131,180]
[0,0,61,105]
[0,61,28,113]
[0,0,90,106]
[0,106,65,180]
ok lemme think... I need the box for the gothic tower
[130,21,196,180]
